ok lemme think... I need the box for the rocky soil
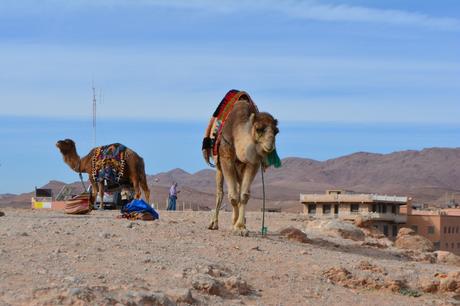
[1,208,460,305]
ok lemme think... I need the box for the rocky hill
[2,148,459,211]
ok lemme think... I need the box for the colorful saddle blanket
[202,90,258,166]
[91,143,127,183]
[202,89,281,168]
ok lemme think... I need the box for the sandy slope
[0,208,458,305]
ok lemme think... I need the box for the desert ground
[1,208,460,305]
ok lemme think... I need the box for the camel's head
[250,112,279,155]
[56,138,77,155]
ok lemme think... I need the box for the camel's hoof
[208,222,219,230]
[233,228,249,237]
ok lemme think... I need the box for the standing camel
[56,139,150,207]
[203,91,279,236]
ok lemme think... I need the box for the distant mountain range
[2,148,459,212]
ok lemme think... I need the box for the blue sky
[0,0,459,193]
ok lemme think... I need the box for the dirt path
[0,208,458,305]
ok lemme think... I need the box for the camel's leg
[234,163,259,236]
[208,167,224,230]
[130,174,141,200]
[232,182,241,226]
[220,158,240,227]
[140,174,150,204]
[89,179,98,209]
[98,182,105,210]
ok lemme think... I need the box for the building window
[434,242,440,250]
[382,205,387,214]
[452,243,455,249]
[308,204,316,215]
[428,226,435,235]
[411,225,418,234]
[391,205,396,214]
[350,204,360,213]
[392,225,398,237]
[372,204,377,212]
[334,205,339,215]
[446,243,449,249]
[323,204,331,214]
[383,225,389,236]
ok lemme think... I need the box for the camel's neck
[63,150,81,173]
[63,147,94,175]
[233,121,262,165]
[79,153,93,174]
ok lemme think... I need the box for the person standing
[167,182,179,211]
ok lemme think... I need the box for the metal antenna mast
[92,81,97,147]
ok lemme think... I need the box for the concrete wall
[440,216,460,255]
[406,215,441,248]
[303,202,372,218]
[402,213,460,254]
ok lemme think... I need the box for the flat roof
[300,193,409,204]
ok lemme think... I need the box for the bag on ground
[121,199,159,220]
[65,193,91,215]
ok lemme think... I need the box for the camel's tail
[202,137,215,167]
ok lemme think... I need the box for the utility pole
[92,81,97,147]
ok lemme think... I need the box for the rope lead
[261,164,267,236]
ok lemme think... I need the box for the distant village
[301,189,460,255]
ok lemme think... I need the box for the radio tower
[92,82,97,147]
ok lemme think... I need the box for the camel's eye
[256,127,265,134]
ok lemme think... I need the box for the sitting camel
[204,92,279,235]
[56,139,150,207]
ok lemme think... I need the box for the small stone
[279,227,309,243]
[64,276,79,283]
[99,232,111,239]
[224,276,251,295]
[126,222,134,229]
[121,291,174,306]
[166,288,194,304]
[420,279,439,293]
[192,274,222,295]
[68,288,82,296]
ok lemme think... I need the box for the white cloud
[2,0,459,31]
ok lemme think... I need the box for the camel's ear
[249,113,255,126]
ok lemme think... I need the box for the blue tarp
[122,199,159,220]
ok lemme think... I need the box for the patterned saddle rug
[202,90,258,167]
[91,143,127,184]
[202,89,281,168]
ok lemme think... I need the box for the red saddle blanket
[202,89,258,166]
